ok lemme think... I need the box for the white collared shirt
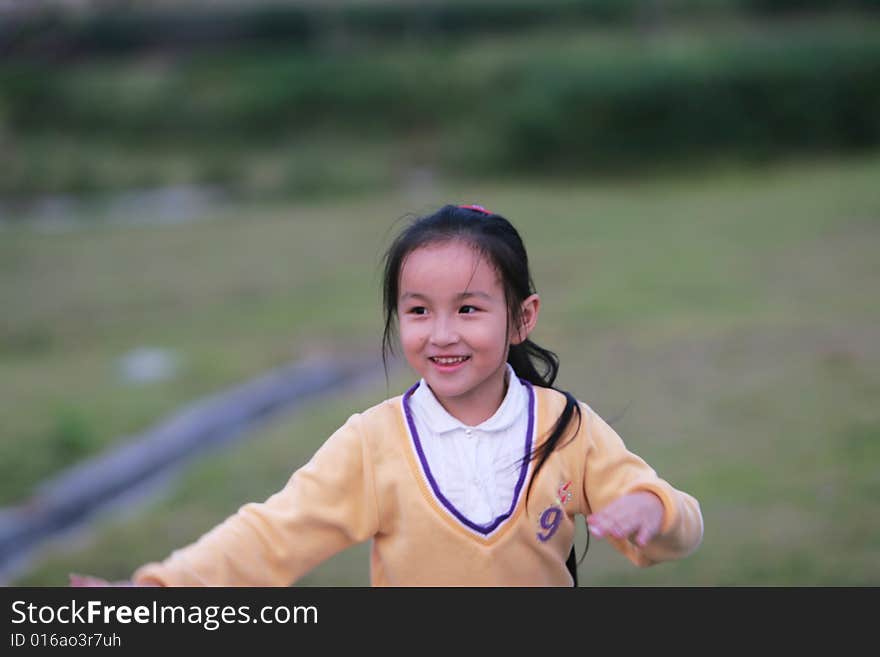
[407,363,530,526]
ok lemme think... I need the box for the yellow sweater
[133,383,703,586]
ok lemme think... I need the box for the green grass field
[4,154,879,585]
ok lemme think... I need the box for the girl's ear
[511,294,540,345]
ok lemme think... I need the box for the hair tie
[459,204,492,215]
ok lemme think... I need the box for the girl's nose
[429,316,459,345]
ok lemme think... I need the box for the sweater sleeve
[580,404,703,567]
[131,412,379,586]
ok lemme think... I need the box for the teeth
[433,356,468,365]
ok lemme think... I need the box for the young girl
[71,203,703,587]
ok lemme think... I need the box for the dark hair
[380,204,587,585]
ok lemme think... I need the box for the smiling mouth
[430,356,470,365]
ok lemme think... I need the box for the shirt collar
[409,363,526,434]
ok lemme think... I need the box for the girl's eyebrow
[400,291,493,301]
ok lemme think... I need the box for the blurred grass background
[1,0,878,585]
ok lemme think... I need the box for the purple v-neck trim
[401,378,535,535]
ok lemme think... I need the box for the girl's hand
[69,573,135,587]
[587,491,665,547]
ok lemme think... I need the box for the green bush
[3,1,879,57]
[2,20,879,193]
[490,31,880,170]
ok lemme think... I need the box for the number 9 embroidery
[537,506,562,542]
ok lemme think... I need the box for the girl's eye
[408,307,427,315]
[459,305,478,314]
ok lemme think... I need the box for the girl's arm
[128,412,380,586]
[69,574,158,587]
[69,574,129,587]
[580,405,704,567]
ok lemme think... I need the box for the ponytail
[508,339,587,586]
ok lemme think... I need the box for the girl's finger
[615,516,637,535]
[591,513,627,539]
[587,515,608,538]
[608,514,634,539]
[635,524,657,547]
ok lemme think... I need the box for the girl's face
[397,240,538,426]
